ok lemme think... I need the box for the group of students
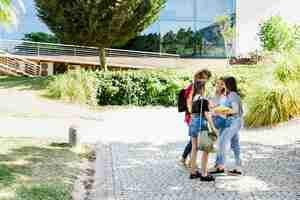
[180,69,243,182]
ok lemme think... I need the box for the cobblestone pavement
[90,109,300,200]
[92,140,300,200]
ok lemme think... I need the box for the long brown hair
[192,80,206,99]
[223,76,239,95]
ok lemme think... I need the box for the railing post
[74,47,76,56]
[37,46,40,56]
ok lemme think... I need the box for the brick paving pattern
[93,139,300,200]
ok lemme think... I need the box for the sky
[0,0,234,40]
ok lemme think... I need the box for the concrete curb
[88,143,115,200]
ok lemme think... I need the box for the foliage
[22,32,59,43]
[15,183,72,200]
[96,70,190,106]
[117,33,160,52]
[35,0,167,70]
[47,69,98,106]
[47,69,190,106]
[258,16,300,52]
[0,0,24,27]
[116,28,204,56]
[0,164,15,186]
[244,82,300,128]
[274,49,300,82]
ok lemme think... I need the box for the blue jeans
[182,116,208,160]
[189,116,208,138]
[216,117,242,168]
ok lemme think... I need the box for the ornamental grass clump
[274,50,300,82]
[244,82,300,128]
[47,69,98,106]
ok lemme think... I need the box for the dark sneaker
[209,168,225,175]
[200,174,215,182]
[190,171,201,179]
[228,169,242,176]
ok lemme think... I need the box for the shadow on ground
[0,76,52,91]
[0,145,79,188]
[98,140,300,199]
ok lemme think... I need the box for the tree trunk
[99,47,107,71]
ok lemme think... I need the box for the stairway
[0,53,41,77]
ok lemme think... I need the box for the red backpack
[178,84,192,112]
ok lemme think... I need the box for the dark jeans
[182,140,192,160]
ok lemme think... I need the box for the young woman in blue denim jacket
[211,76,243,175]
[209,77,228,130]
[188,80,219,182]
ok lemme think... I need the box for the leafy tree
[35,0,166,70]
[258,15,300,52]
[0,0,24,27]
[22,32,59,43]
[193,31,203,55]
[162,31,176,54]
[120,33,160,52]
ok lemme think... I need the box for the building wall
[236,0,300,56]
[146,0,236,57]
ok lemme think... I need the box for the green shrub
[244,82,300,127]
[47,69,98,106]
[258,15,300,52]
[15,183,71,200]
[96,70,190,106]
[46,69,191,106]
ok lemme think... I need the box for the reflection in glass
[143,0,236,58]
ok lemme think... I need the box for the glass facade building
[145,0,236,57]
[0,0,236,58]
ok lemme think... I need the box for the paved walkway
[1,88,300,200]
[88,109,300,200]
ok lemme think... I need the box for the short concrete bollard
[69,126,79,147]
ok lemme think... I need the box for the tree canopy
[35,0,166,70]
[258,15,300,52]
[0,0,24,27]
[22,32,59,43]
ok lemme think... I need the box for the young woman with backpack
[179,69,212,167]
[188,80,218,181]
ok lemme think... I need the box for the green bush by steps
[47,69,191,106]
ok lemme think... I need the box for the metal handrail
[0,54,40,76]
[0,39,179,58]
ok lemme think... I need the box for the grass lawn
[0,138,81,200]
[0,75,53,91]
